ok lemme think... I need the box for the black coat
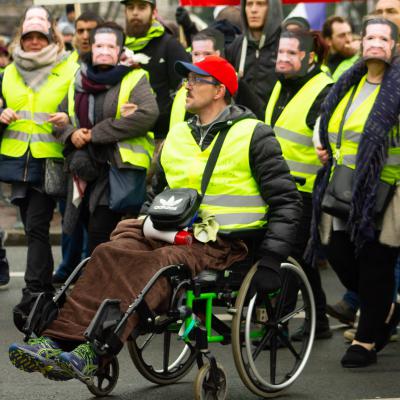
[138,33,190,139]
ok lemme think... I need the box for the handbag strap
[200,125,230,197]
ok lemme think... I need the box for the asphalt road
[0,247,399,400]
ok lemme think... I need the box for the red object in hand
[174,230,193,245]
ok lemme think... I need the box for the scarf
[12,44,65,90]
[306,59,400,264]
[74,63,131,128]
[125,19,165,52]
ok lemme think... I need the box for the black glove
[248,255,282,298]
[175,6,194,29]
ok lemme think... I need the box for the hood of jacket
[241,0,283,46]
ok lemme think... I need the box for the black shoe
[0,254,10,290]
[341,344,377,368]
[326,300,357,326]
[291,324,333,342]
[375,303,400,352]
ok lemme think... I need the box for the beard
[126,16,152,38]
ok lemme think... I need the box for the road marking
[10,272,24,277]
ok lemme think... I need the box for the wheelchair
[22,241,316,399]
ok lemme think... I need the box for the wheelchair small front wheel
[86,356,119,397]
[194,362,227,400]
[231,259,316,398]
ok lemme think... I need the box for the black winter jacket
[225,0,283,121]
[142,105,302,264]
[137,33,190,139]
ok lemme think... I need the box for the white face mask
[92,32,120,67]
[22,8,51,37]
[362,22,397,64]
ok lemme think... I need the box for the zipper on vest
[23,151,30,182]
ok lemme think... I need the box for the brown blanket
[44,219,247,342]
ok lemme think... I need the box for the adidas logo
[154,196,183,211]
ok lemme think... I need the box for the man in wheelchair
[9,56,302,383]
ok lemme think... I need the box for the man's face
[125,1,155,37]
[276,37,305,75]
[191,39,220,63]
[75,20,98,54]
[23,7,51,36]
[0,54,10,68]
[92,32,120,66]
[245,0,268,32]
[21,32,49,52]
[375,0,400,30]
[327,21,355,57]
[362,23,394,62]
[185,72,220,114]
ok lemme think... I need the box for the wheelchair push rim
[231,259,316,398]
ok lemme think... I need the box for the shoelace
[73,344,96,364]
[28,336,55,348]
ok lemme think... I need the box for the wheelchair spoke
[276,330,301,360]
[252,327,274,360]
[269,334,278,385]
[273,271,290,321]
[278,305,305,325]
[139,332,156,351]
[163,331,171,373]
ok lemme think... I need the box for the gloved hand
[248,255,282,299]
[175,6,194,29]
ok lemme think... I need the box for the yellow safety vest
[1,59,77,159]
[68,68,155,170]
[161,118,269,232]
[323,54,359,82]
[169,85,187,129]
[328,75,400,184]
[265,72,333,193]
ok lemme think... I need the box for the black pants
[18,188,55,293]
[81,205,121,255]
[325,231,399,343]
[290,193,329,326]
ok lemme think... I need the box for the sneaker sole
[9,347,73,381]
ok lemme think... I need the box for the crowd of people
[0,0,398,387]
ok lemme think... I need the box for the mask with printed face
[276,30,314,77]
[361,18,398,64]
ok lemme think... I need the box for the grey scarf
[12,44,66,91]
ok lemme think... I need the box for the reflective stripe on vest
[170,85,187,129]
[265,72,333,193]
[68,68,155,170]
[1,60,77,159]
[161,119,268,232]
[327,75,400,184]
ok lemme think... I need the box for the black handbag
[109,166,146,213]
[148,127,230,231]
[44,158,67,198]
[321,165,395,219]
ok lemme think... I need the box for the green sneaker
[9,336,73,381]
[58,343,99,381]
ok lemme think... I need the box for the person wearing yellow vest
[57,22,158,258]
[266,28,333,342]
[322,16,359,82]
[0,6,77,331]
[8,56,301,382]
[121,0,190,140]
[310,18,400,368]
[170,28,224,129]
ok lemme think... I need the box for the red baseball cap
[175,56,238,96]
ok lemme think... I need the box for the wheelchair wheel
[128,283,197,385]
[87,356,119,397]
[231,258,315,398]
[194,363,227,400]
